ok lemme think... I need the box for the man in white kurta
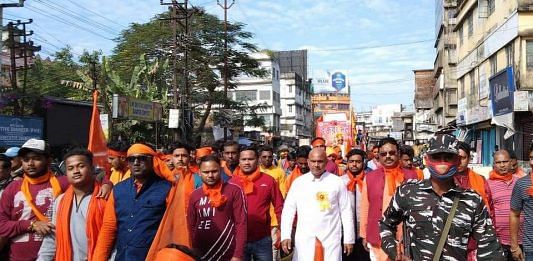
[281,148,355,261]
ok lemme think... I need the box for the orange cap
[196,147,213,158]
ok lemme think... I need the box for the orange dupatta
[467,168,489,207]
[233,167,261,194]
[286,166,303,192]
[314,238,324,261]
[21,172,62,222]
[489,170,513,182]
[221,161,234,177]
[146,167,194,260]
[56,183,106,261]
[384,167,404,196]
[202,182,227,207]
[346,171,365,192]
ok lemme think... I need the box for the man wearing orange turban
[94,143,172,260]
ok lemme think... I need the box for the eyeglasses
[379,151,397,157]
[126,155,152,163]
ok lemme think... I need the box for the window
[459,26,463,46]
[467,14,473,37]
[259,90,270,100]
[488,0,495,16]
[527,41,533,68]
[288,105,293,113]
[289,85,293,93]
[506,44,514,66]
[490,55,497,75]
[236,90,256,101]
[469,71,476,99]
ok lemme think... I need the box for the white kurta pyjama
[281,171,355,261]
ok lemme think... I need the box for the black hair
[107,140,130,152]
[287,151,297,161]
[171,141,192,154]
[456,141,471,156]
[530,142,533,153]
[62,147,94,164]
[378,137,398,149]
[296,145,312,159]
[0,154,11,169]
[399,145,415,159]
[223,140,239,149]
[259,145,274,154]
[346,149,366,160]
[240,145,258,158]
[199,154,221,166]
[508,149,517,160]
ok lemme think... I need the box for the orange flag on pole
[88,90,110,177]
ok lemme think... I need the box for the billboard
[312,70,349,94]
[490,67,515,116]
[0,115,43,147]
[112,94,163,122]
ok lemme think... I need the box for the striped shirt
[487,175,524,246]
[510,174,533,252]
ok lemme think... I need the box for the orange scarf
[415,168,424,180]
[146,167,194,260]
[314,238,324,261]
[466,168,489,208]
[154,247,195,261]
[202,182,227,207]
[346,171,365,192]
[384,167,404,196]
[234,167,261,194]
[56,183,106,261]
[489,170,513,181]
[221,161,234,177]
[189,163,199,174]
[21,172,62,222]
[286,166,303,192]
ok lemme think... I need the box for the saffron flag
[88,90,110,177]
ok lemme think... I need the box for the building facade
[413,69,438,142]
[453,0,533,166]
[231,52,282,143]
[276,50,312,145]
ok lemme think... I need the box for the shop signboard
[457,98,467,126]
[514,91,529,111]
[0,115,43,147]
[311,70,349,94]
[112,94,163,121]
[489,67,515,116]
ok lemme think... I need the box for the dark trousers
[342,238,370,261]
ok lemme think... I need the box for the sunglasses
[379,151,397,157]
[126,155,152,163]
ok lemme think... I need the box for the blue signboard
[331,72,346,91]
[0,115,44,147]
[490,67,515,116]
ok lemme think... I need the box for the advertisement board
[0,115,43,147]
[490,67,515,116]
[311,70,349,94]
[315,120,352,146]
[112,94,163,121]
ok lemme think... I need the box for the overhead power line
[64,0,127,29]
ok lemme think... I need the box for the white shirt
[281,171,355,261]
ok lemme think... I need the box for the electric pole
[0,1,25,91]
[160,0,195,143]
[218,0,234,141]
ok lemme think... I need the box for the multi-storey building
[453,0,533,166]
[230,52,282,144]
[434,0,459,128]
[276,50,312,145]
[413,69,437,142]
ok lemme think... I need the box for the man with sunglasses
[94,143,173,260]
[359,137,419,260]
[379,134,504,261]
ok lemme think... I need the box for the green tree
[110,9,268,144]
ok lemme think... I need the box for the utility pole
[218,0,234,141]
[160,0,195,143]
[6,19,40,115]
[0,0,25,94]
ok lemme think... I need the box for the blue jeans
[244,236,273,261]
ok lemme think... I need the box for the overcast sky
[3,0,436,111]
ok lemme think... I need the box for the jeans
[244,236,273,261]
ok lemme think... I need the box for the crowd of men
[0,134,532,261]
